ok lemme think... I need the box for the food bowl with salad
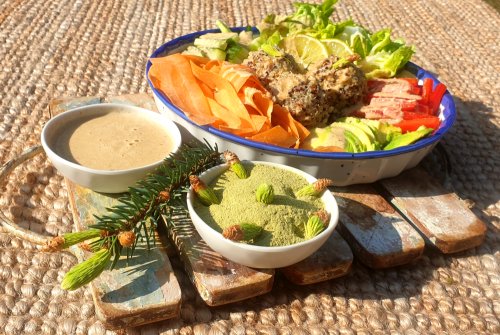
[146,0,455,185]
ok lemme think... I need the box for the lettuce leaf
[251,0,414,78]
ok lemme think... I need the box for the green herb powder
[194,163,324,247]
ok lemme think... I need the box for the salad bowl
[146,28,455,186]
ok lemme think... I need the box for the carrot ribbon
[149,54,309,148]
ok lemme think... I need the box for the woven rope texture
[0,0,499,334]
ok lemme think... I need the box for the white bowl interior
[186,161,339,268]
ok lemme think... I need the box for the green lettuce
[251,0,415,78]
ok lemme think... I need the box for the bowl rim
[186,160,339,252]
[41,103,182,175]
[146,27,456,160]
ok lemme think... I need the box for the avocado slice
[194,38,229,50]
[383,126,433,150]
[182,45,206,57]
[343,129,364,153]
[308,126,346,150]
[338,117,379,148]
[198,32,239,41]
[359,119,402,146]
[331,122,375,151]
[200,47,226,61]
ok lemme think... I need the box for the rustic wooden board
[379,167,487,254]
[280,231,353,285]
[66,183,182,329]
[162,209,275,306]
[333,185,425,269]
[54,96,182,329]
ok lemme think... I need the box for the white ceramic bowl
[146,28,456,186]
[41,103,182,193]
[186,161,339,268]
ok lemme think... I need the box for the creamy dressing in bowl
[54,110,173,170]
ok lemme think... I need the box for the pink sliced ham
[350,78,422,122]
[367,78,414,94]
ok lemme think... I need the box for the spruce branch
[48,142,223,290]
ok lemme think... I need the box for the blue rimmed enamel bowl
[146,28,455,186]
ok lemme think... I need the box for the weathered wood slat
[66,183,182,329]
[379,167,487,254]
[49,96,102,116]
[162,209,275,306]
[55,96,182,329]
[333,185,425,269]
[280,231,353,285]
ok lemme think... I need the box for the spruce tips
[295,178,334,198]
[43,229,101,252]
[255,183,274,204]
[223,151,248,179]
[118,231,136,248]
[222,223,263,242]
[304,209,330,240]
[189,175,219,206]
[61,248,112,290]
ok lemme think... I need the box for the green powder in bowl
[193,163,324,247]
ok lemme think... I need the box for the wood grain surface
[280,231,353,285]
[162,209,275,306]
[379,167,487,253]
[333,184,425,269]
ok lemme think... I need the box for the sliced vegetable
[149,54,309,148]
[383,126,434,150]
[421,78,433,105]
[252,0,414,78]
[393,117,441,133]
[430,83,447,115]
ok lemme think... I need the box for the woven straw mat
[0,0,498,334]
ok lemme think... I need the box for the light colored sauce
[54,110,173,170]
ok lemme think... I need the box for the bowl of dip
[41,103,182,193]
[186,160,339,268]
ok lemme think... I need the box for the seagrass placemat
[0,0,499,334]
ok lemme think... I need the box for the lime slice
[280,34,329,67]
[321,39,353,58]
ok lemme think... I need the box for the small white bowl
[186,161,339,268]
[41,103,182,193]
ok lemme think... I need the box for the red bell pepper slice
[430,83,447,115]
[402,111,431,120]
[421,78,433,105]
[414,103,431,115]
[394,116,441,133]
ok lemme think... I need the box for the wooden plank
[66,183,182,329]
[162,208,275,306]
[55,96,182,329]
[333,185,425,269]
[49,96,102,116]
[280,231,353,285]
[105,93,159,111]
[379,167,487,254]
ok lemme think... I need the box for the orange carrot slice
[190,61,254,129]
[149,53,310,148]
[149,55,216,125]
[250,126,297,148]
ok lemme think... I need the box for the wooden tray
[9,93,483,329]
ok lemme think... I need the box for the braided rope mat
[0,0,498,334]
